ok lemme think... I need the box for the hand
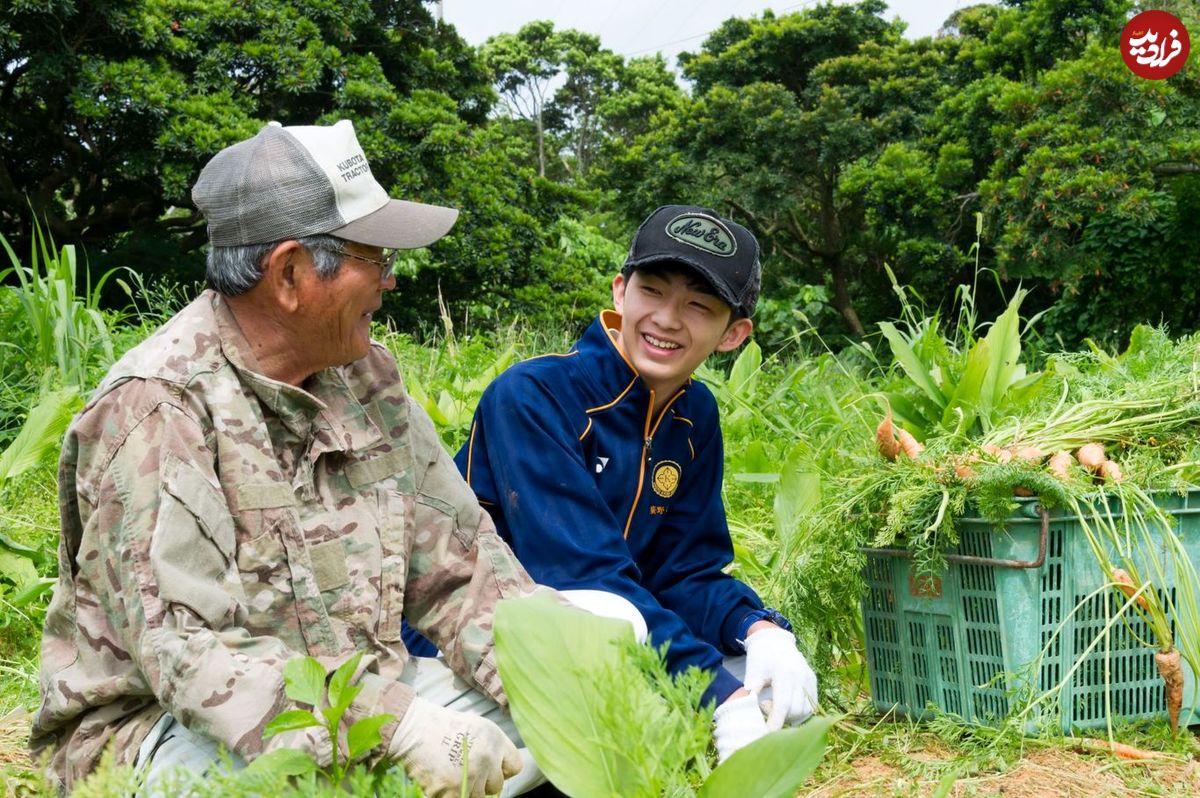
[387,696,522,798]
[743,626,818,730]
[712,692,769,763]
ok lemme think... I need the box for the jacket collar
[576,310,692,410]
[213,292,381,452]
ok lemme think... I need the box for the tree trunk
[536,108,546,178]
[818,172,865,338]
[828,251,866,338]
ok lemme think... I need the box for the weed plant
[0,226,123,393]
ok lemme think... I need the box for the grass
[5,272,1200,794]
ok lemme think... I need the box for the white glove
[711,693,769,764]
[387,696,523,798]
[743,626,818,730]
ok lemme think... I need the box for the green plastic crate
[862,491,1200,732]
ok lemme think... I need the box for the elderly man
[30,120,543,797]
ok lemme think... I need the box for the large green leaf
[262,709,321,738]
[879,321,946,409]
[728,339,762,400]
[494,594,637,798]
[941,337,989,434]
[282,656,327,708]
[975,289,1026,428]
[0,386,81,488]
[698,716,834,798]
[243,747,319,778]
[775,448,821,546]
[326,651,364,721]
[347,713,395,762]
[0,550,39,591]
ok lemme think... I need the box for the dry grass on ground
[806,748,1200,797]
[3,706,1200,796]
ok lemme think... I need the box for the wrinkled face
[300,242,396,369]
[612,269,751,398]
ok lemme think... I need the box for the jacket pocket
[235,514,300,637]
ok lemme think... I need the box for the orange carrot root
[1076,442,1106,472]
[1110,568,1150,611]
[1048,451,1074,480]
[1074,737,1167,760]
[1015,446,1045,463]
[1099,460,1125,483]
[1156,647,1184,732]
[896,428,924,459]
[876,412,899,461]
[989,445,1015,464]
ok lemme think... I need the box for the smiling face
[612,267,752,399]
[298,241,396,370]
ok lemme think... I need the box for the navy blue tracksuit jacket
[437,310,764,704]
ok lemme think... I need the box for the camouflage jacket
[30,290,536,791]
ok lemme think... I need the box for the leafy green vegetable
[495,594,831,796]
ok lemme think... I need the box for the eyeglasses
[342,248,399,279]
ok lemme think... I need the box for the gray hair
[206,234,346,296]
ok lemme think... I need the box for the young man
[449,205,818,761]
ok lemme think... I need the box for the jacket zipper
[622,387,686,538]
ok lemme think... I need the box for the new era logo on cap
[623,204,762,318]
[665,213,738,258]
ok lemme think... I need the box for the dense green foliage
[3,0,1200,790]
[3,0,1197,344]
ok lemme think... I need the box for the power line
[620,0,818,57]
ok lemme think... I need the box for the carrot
[1110,568,1149,611]
[1099,460,1125,483]
[876,412,900,461]
[896,428,924,459]
[1014,446,1045,463]
[983,443,1013,463]
[1156,647,1184,732]
[1047,451,1074,480]
[1073,737,1168,760]
[1076,442,1106,472]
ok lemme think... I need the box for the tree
[612,2,952,338]
[978,42,1200,343]
[965,0,1129,80]
[0,0,491,256]
[480,20,564,178]
[544,30,623,181]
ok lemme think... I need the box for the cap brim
[623,254,741,311]
[330,199,459,249]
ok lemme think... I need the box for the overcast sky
[439,1,993,71]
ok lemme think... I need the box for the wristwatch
[737,607,792,650]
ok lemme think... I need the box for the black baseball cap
[622,205,762,318]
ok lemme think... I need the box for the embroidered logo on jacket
[595,456,610,474]
[665,213,737,257]
[651,460,682,498]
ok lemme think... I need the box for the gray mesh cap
[192,120,458,248]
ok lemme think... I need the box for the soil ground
[5,706,1199,797]
[806,748,1200,797]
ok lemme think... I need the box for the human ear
[261,240,306,314]
[715,317,753,352]
[612,273,628,313]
